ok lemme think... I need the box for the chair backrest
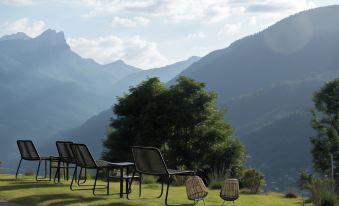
[70,143,97,168]
[56,141,75,162]
[131,146,168,175]
[220,179,239,201]
[17,140,40,160]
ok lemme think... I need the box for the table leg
[126,166,129,194]
[107,169,110,195]
[120,167,123,198]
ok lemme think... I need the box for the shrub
[23,170,35,176]
[142,175,158,184]
[285,190,298,198]
[241,168,266,194]
[207,165,229,189]
[310,178,338,206]
[172,166,190,186]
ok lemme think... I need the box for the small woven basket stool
[220,179,239,206]
[186,176,208,205]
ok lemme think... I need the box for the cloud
[67,35,171,69]
[1,18,45,37]
[1,0,33,5]
[218,23,241,36]
[80,0,231,23]
[110,16,149,28]
[79,0,317,24]
[186,32,205,39]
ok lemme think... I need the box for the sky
[0,0,339,69]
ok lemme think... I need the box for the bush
[241,168,266,194]
[142,175,158,184]
[172,165,190,186]
[23,170,35,176]
[310,178,338,206]
[285,190,298,198]
[207,165,229,189]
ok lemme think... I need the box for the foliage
[285,190,298,198]
[241,168,266,194]
[103,76,245,174]
[310,178,338,206]
[297,169,313,190]
[310,78,339,185]
[207,165,229,189]
[141,175,158,184]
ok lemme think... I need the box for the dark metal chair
[69,143,115,195]
[54,141,85,184]
[15,140,57,181]
[127,146,195,206]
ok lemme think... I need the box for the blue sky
[1,0,339,69]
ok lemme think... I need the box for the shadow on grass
[11,193,106,206]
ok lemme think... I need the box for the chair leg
[93,169,99,196]
[36,160,42,181]
[107,168,110,195]
[127,170,136,200]
[77,167,83,186]
[70,166,77,191]
[44,159,47,178]
[83,168,87,183]
[66,163,69,181]
[139,173,142,197]
[49,159,52,181]
[15,158,23,179]
[54,160,61,183]
[127,172,163,200]
[165,176,171,206]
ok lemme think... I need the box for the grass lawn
[0,174,312,206]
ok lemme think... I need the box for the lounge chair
[54,141,83,183]
[69,143,116,195]
[127,146,195,206]
[15,140,57,181]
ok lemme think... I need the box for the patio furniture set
[15,140,239,205]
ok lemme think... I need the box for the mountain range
[1,5,339,191]
[53,6,339,190]
[0,30,199,171]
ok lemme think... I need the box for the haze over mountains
[173,5,339,189]
[0,30,199,171]
[52,6,339,190]
[1,5,339,191]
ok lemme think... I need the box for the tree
[241,168,266,194]
[103,76,245,173]
[310,78,339,184]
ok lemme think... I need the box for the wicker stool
[220,179,239,206]
[186,176,208,205]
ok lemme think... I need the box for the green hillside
[0,174,310,206]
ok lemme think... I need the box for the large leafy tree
[310,78,339,182]
[103,76,244,172]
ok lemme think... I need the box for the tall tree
[103,76,244,172]
[310,78,339,182]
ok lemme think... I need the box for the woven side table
[186,176,208,205]
[220,178,239,206]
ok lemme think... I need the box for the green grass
[0,174,312,206]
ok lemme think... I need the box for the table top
[108,162,134,167]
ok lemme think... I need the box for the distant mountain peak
[0,32,31,41]
[111,59,126,65]
[34,29,67,47]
